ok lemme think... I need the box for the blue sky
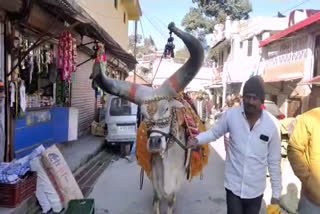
[129,0,320,50]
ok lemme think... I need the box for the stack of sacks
[30,145,63,213]
[41,145,83,208]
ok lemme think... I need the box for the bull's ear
[170,100,184,109]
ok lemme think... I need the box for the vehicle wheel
[120,144,131,156]
[105,140,112,149]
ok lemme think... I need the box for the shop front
[260,33,314,116]
[0,0,137,160]
[9,29,79,158]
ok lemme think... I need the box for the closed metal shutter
[72,51,96,136]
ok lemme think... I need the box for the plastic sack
[30,157,63,213]
[41,145,83,208]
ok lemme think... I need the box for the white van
[105,95,138,155]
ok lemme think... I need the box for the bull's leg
[167,193,176,214]
[153,193,160,214]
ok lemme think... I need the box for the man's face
[243,93,262,115]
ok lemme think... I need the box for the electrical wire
[236,0,313,36]
[281,0,311,14]
[142,13,167,40]
[143,10,168,34]
[140,19,145,41]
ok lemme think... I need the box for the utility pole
[133,20,137,83]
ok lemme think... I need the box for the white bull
[90,22,204,214]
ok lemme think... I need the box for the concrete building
[151,58,213,92]
[210,16,288,108]
[259,11,320,117]
[77,0,141,50]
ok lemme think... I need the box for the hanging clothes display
[19,39,39,95]
[9,79,26,119]
[40,44,54,78]
[95,43,108,75]
[19,81,26,112]
[58,31,77,82]
[93,43,107,98]
[10,82,15,108]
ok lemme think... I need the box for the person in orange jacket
[288,107,320,214]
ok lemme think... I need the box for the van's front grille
[116,123,136,126]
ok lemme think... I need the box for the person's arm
[287,116,310,184]
[268,125,282,201]
[196,110,229,145]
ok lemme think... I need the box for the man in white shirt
[188,76,282,214]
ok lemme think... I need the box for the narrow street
[90,139,227,214]
[89,138,301,214]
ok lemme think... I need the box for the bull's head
[90,22,204,154]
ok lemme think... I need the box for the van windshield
[110,98,137,116]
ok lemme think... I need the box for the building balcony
[213,65,223,83]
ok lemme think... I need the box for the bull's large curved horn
[155,22,204,97]
[90,63,154,105]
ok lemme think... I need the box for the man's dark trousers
[226,188,263,214]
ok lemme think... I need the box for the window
[314,35,320,77]
[257,34,262,41]
[114,0,118,9]
[110,98,136,116]
[123,12,126,23]
[247,39,253,56]
[240,42,243,49]
[219,51,224,66]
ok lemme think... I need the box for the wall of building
[76,0,129,49]
[212,16,288,85]
[309,86,320,109]
[260,34,313,80]
[260,31,317,114]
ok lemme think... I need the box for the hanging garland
[58,31,77,82]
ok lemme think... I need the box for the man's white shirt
[196,104,282,199]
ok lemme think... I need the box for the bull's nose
[150,136,162,146]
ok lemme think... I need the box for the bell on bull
[90,22,205,214]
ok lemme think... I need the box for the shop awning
[260,12,320,47]
[38,0,137,71]
[300,75,320,85]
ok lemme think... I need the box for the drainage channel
[76,151,118,197]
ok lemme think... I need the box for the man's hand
[187,138,199,149]
[271,197,280,205]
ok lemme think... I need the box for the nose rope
[148,130,187,151]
